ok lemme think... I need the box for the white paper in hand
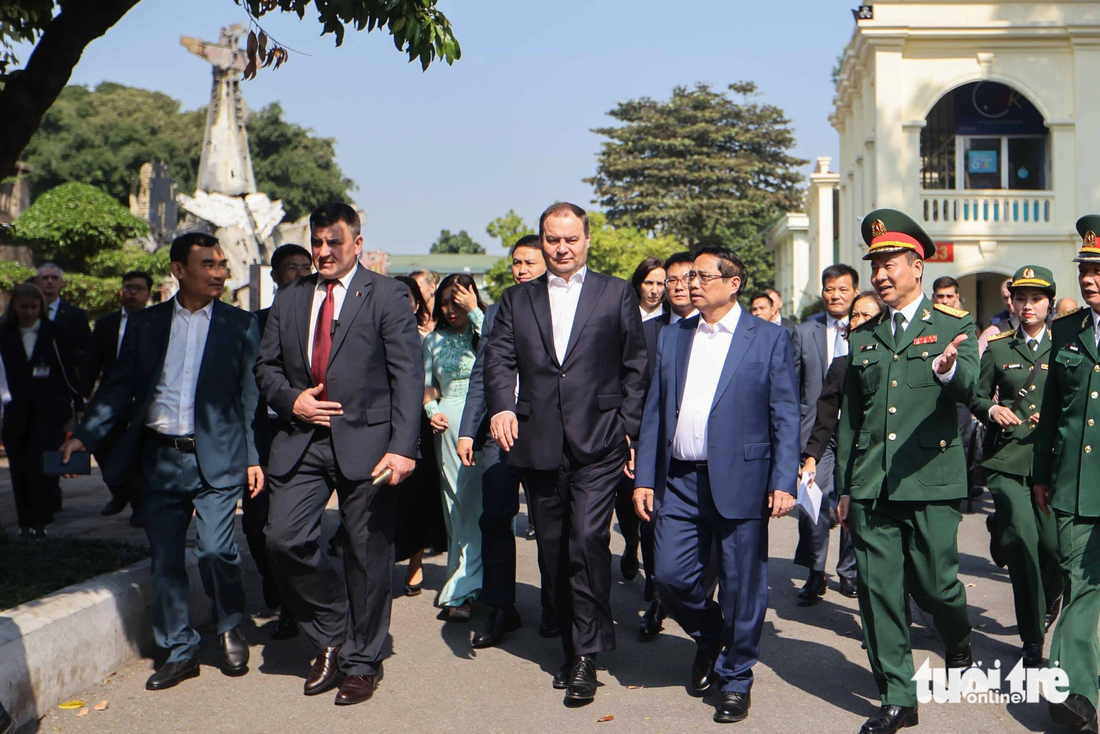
[796,472,823,524]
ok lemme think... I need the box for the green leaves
[485,210,534,251]
[430,229,485,255]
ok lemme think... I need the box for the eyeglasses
[685,270,731,285]
[664,277,688,287]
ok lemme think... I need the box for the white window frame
[954,134,1050,191]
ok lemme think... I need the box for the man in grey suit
[257,203,423,706]
[791,264,859,604]
[61,233,262,691]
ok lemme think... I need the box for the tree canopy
[430,229,485,255]
[585,82,806,292]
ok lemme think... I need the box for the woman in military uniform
[969,265,1062,668]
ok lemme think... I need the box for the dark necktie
[1027,338,1038,353]
[892,311,906,349]
[311,280,336,400]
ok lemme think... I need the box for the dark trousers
[653,460,768,694]
[613,472,656,599]
[793,445,855,579]
[241,487,280,609]
[479,441,551,610]
[265,434,398,676]
[143,439,244,663]
[524,441,628,658]
[94,424,142,513]
[3,406,61,529]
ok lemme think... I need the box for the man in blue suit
[61,233,262,691]
[634,247,799,725]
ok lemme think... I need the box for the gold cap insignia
[1087,231,1097,247]
[871,219,887,238]
[1022,267,1035,279]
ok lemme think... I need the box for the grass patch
[0,533,150,611]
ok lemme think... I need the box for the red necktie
[311,280,336,400]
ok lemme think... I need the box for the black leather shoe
[620,551,639,581]
[219,626,249,674]
[304,645,341,696]
[271,608,299,641]
[859,705,918,733]
[146,658,200,691]
[797,571,827,606]
[524,525,537,540]
[1050,693,1099,733]
[1046,594,1063,632]
[690,647,718,695]
[713,691,750,724]
[986,514,1005,568]
[472,606,522,649]
[0,700,15,734]
[1021,641,1043,668]
[839,576,859,598]
[335,669,381,706]
[552,660,571,690]
[539,607,561,638]
[565,655,598,702]
[945,643,973,670]
[101,498,127,516]
[639,598,665,638]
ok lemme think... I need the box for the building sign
[954,81,1046,136]
[968,150,998,174]
[927,242,955,263]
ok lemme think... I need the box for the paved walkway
[2,468,1059,732]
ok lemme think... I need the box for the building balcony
[920,190,1055,237]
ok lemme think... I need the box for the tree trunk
[0,0,143,181]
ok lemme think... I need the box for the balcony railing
[920,191,1053,230]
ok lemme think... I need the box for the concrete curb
[0,552,210,730]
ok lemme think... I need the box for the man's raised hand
[292,384,343,427]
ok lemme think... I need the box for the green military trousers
[849,497,973,708]
[1051,511,1100,707]
[986,471,1062,644]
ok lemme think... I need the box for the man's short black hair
[932,276,960,292]
[693,246,748,295]
[663,251,694,271]
[122,271,153,290]
[822,263,859,290]
[170,232,220,265]
[310,202,361,238]
[539,202,589,237]
[751,292,773,305]
[511,234,541,256]
[271,244,311,272]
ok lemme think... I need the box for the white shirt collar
[770,312,782,325]
[548,265,586,288]
[699,303,741,335]
[826,313,849,330]
[1020,325,1045,345]
[20,320,40,336]
[670,308,697,324]
[173,296,215,319]
[317,266,358,291]
[890,295,926,327]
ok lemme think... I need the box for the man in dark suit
[249,243,311,641]
[767,287,798,332]
[87,270,152,526]
[61,233,262,691]
[459,235,559,648]
[635,247,799,724]
[483,202,649,702]
[791,264,859,604]
[257,203,423,706]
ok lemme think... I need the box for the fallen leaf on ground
[965,583,976,588]
[94,701,109,711]
[626,685,644,690]
[77,708,89,718]
[58,700,84,710]
[597,715,614,722]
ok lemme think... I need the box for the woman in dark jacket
[0,283,84,538]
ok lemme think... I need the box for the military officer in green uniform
[970,265,1062,669]
[836,209,978,734]
[1033,216,1100,734]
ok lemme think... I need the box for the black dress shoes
[713,691,750,724]
[552,660,571,690]
[271,608,299,641]
[839,576,859,599]
[219,626,249,675]
[986,514,1005,568]
[101,498,127,516]
[1046,594,1063,632]
[1021,641,1043,668]
[539,607,561,638]
[0,700,15,734]
[1050,693,1099,733]
[797,571,827,606]
[304,645,342,696]
[639,598,665,638]
[620,551,640,581]
[472,606,522,649]
[945,643,973,670]
[690,647,718,695]
[335,669,381,706]
[859,705,918,733]
[146,657,200,691]
[565,655,598,702]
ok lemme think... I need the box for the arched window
[920,82,1049,191]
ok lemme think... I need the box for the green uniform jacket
[1033,308,1100,516]
[837,295,979,502]
[970,327,1050,477]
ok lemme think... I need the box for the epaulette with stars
[933,303,969,318]
[987,330,1014,342]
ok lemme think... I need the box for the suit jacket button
[893,355,899,362]
[560,372,566,378]
[1092,391,1098,399]
[888,433,897,441]
[1087,445,1093,453]
[1090,419,1096,427]
[890,380,898,388]
[939,439,946,448]
[1095,364,1099,373]
[889,407,897,414]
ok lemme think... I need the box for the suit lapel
[296,274,319,367]
[1011,330,1038,366]
[328,266,372,366]
[873,310,894,352]
[711,313,757,411]
[1078,311,1098,363]
[674,317,696,411]
[149,301,174,379]
[196,300,225,391]
[813,317,828,379]
[528,276,558,366]
[563,273,607,364]
[893,296,932,353]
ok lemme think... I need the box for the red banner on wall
[927,242,954,263]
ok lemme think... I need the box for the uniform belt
[670,458,708,472]
[146,429,197,453]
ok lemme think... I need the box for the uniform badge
[1068,344,1081,353]
[860,343,878,352]
[913,335,937,345]
[1023,267,1035,279]
[1003,364,1022,370]
[922,308,932,322]
[1041,363,1049,370]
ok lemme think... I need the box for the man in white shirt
[634,247,799,725]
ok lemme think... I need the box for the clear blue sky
[18,0,856,254]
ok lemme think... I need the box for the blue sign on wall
[968,150,998,174]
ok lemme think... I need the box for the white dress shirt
[640,306,663,323]
[1092,308,1100,347]
[20,322,40,360]
[307,269,358,365]
[826,315,849,363]
[672,305,742,461]
[46,299,60,321]
[548,266,586,364]
[146,298,214,435]
[890,297,956,382]
[669,309,697,325]
[117,310,130,357]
